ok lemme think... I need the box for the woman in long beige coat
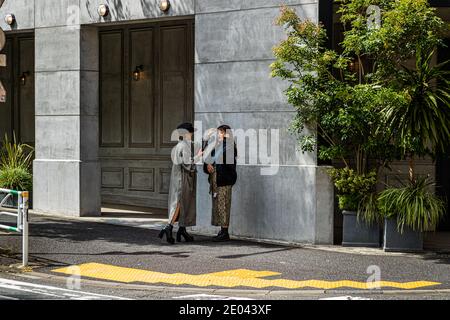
[158,123,200,244]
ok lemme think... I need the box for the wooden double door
[0,33,35,147]
[99,20,194,209]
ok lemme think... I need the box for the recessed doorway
[0,32,35,147]
[98,19,194,211]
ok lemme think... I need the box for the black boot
[177,227,194,242]
[158,224,175,244]
[213,228,224,239]
[213,228,230,242]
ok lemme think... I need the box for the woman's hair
[217,125,234,142]
[217,125,237,160]
[178,122,195,133]
[177,122,194,141]
[217,125,231,132]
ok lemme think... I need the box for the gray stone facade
[0,0,335,244]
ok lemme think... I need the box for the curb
[25,271,450,297]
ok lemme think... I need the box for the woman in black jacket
[203,125,238,242]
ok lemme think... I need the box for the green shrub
[0,133,34,170]
[0,167,33,192]
[378,177,446,233]
[358,192,383,226]
[328,168,377,213]
[0,133,34,192]
[328,168,377,195]
[336,194,359,213]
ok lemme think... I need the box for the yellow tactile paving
[208,269,281,279]
[52,263,441,290]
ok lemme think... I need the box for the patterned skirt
[209,170,232,227]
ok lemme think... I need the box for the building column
[33,7,100,217]
[193,1,334,244]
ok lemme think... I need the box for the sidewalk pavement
[0,212,449,296]
[26,208,446,258]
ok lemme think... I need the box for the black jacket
[203,140,237,187]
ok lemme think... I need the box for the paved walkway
[1,214,449,296]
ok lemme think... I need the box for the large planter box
[383,218,423,252]
[342,210,381,247]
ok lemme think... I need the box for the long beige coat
[168,140,197,227]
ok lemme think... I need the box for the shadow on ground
[0,215,294,266]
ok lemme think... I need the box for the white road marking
[0,294,19,300]
[320,296,372,300]
[0,278,130,300]
[173,294,253,300]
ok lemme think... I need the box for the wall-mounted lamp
[159,0,171,12]
[20,71,30,86]
[4,14,15,26]
[133,65,144,81]
[349,61,360,73]
[98,4,109,17]
[349,62,355,72]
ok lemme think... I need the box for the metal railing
[0,188,29,267]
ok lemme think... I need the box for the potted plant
[0,133,34,208]
[378,43,450,252]
[329,167,381,247]
[378,177,446,252]
[271,1,450,250]
[334,0,450,251]
[271,6,402,247]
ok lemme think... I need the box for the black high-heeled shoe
[177,227,194,242]
[158,224,175,244]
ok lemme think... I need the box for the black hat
[177,122,195,133]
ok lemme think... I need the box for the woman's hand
[207,164,214,174]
